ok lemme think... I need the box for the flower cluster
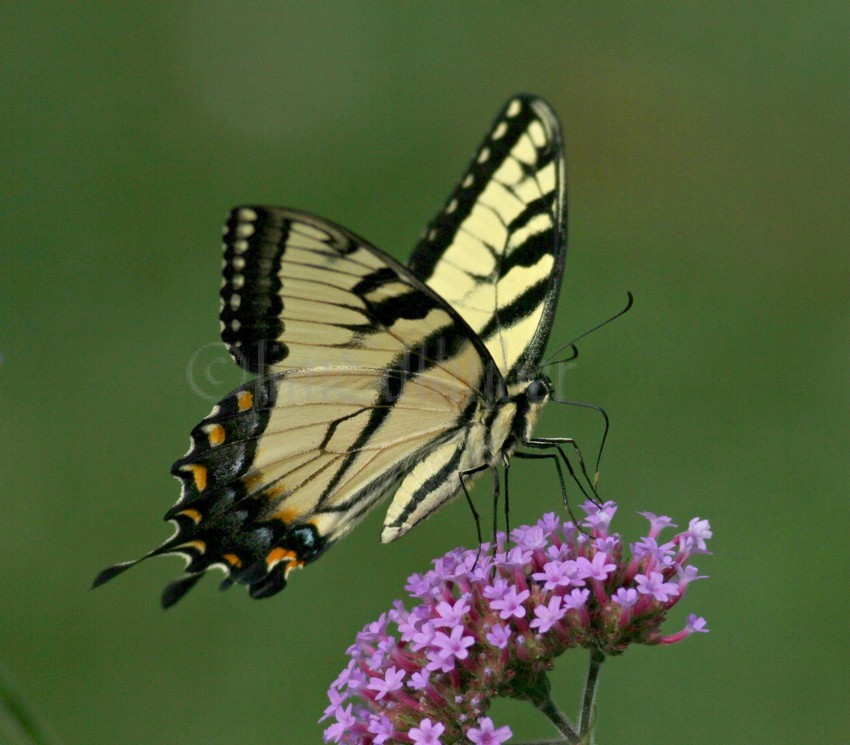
[322,501,710,743]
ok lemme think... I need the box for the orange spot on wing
[177,540,206,554]
[206,423,226,446]
[237,391,253,411]
[223,553,242,568]
[270,507,300,524]
[264,482,289,500]
[266,547,297,567]
[242,471,263,492]
[176,508,202,524]
[183,464,208,492]
[284,561,304,578]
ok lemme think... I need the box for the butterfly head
[508,375,552,444]
[524,376,552,406]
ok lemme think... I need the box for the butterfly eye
[526,379,550,405]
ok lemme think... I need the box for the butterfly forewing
[408,95,567,386]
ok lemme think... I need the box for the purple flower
[433,596,471,628]
[583,500,617,533]
[367,714,395,744]
[659,614,710,645]
[467,716,512,744]
[409,670,430,691]
[397,612,422,642]
[485,623,512,649]
[323,703,355,743]
[482,576,510,601]
[612,587,638,609]
[631,536,675,566]
[410,621,437,651]
[576,551,616,581]
[532,558,580,590]
[537,512,561,534]
[687,614,709,633]
[489,585,530,620]
[635,571,680,603]
[359,613,388,641]
[428,626,476,672]
[593,535,620,554]
[499,545,533,566]
[405,572,433,598]
[530,595,566,633]
[322,502,711,743]
[409,717,445,744]
[320,686,345,722]
[366,666,405,699]
[681,517,713,553]
[639,511,676,538]
[563,587,590,611]
[512,524,548,550]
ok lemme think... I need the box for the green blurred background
[2,3,847,744]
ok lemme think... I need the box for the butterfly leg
[501,460,508,542]
[549,397,611,491]
[459,463,489,550]
[513,449,583,527]
[514,450,568,509]
[524,437,600,503]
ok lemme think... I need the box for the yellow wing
[409,95,567,388]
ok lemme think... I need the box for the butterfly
[95,94,580,607]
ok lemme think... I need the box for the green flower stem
[578,647,605,739]
[511,669,581,744]
[536,695,582,745]
[0,660,63,745]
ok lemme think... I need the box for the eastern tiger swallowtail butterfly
[95,94,580,607]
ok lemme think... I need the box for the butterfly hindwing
[381,433,469,543]
[97,208,505,603]
[409,95,567,386]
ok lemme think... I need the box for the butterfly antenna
[541,291,634,368]
[546,343,579,368]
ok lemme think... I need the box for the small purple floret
[409,717,445,744]
[467,716,513,744]
[489,585,530,620]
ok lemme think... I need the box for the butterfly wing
[408,95,567,387]
[95,207,504,604]
[381,433,473,544]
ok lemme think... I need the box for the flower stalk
[578,648,604,741]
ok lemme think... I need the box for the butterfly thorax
[475,375,552,467]
[515,375,552,439]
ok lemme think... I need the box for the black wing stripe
[479,278,551,339]
[392,441,465,526]
[314,324,479,508]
